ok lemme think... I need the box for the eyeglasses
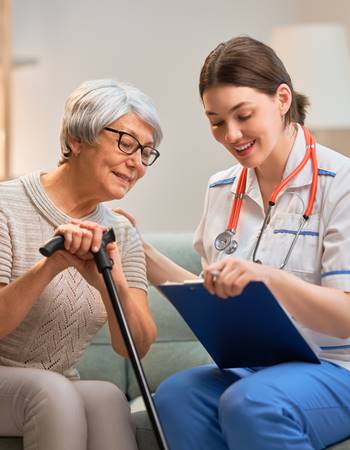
[104,127,160,166]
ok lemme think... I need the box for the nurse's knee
[155,365,218,409]
[218,376,288,433]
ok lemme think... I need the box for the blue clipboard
[158,281,320,368]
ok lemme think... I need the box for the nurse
[143,36,350,449]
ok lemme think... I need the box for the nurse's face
[202,84,291,169]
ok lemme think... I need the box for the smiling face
[69,112,154,202]
[202,84,292,171]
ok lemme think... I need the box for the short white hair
[59,79,163,163]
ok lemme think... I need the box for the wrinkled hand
[49,220,116,290]
[56,219,106,255]
[203,257,274,299]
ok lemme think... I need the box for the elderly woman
[0,79,161,450]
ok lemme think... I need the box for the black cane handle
[39,228,116,257]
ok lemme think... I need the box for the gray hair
[59,79,163,164]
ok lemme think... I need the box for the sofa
[1,232,350,450]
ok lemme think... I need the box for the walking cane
[39,228,169,450]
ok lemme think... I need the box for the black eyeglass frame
[104,127,160,166]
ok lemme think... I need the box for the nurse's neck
[255,124,297,209]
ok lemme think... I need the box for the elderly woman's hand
[49,220,111,290]
[203,258,275,299]
[57,220,106,253]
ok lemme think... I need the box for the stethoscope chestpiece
[214,230,238,254]
[225,240,238,254]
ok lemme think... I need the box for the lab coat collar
[228,165,263,208]
[245,167,262,205]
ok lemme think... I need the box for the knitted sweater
[0,172,147,378]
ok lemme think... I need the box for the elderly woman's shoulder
[0,176,24,190]
[0,177,27,208]
[100,206,138,235]
[99,206,142,250]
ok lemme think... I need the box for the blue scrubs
[155,361,350,449]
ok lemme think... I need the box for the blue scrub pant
[154,361,350,450]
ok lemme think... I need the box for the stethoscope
[214,126,318,269]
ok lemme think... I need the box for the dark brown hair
[199,36,309,125]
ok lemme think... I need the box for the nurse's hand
[112,208,138,228]
[203,258,274,299]
[111,208,196,285]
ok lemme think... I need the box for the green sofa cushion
[148,286,198,341]
[143,232,201,274]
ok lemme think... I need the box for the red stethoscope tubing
[303,127,318,219]
[227,166,247,231]
[226,126,318,233]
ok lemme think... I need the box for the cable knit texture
[0,172,147,378]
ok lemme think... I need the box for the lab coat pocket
[270,213,320,276]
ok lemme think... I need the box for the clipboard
[158,281,320,368]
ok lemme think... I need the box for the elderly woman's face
[75,112,154,201]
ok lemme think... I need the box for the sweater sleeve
[0,210,12,284]
[115,219,148,292]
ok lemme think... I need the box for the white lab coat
[194,124,350,369]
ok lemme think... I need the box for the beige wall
[296,0,350,155]
[296,0,350,41]
[11,0,299,232]
[10,0,350,231]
